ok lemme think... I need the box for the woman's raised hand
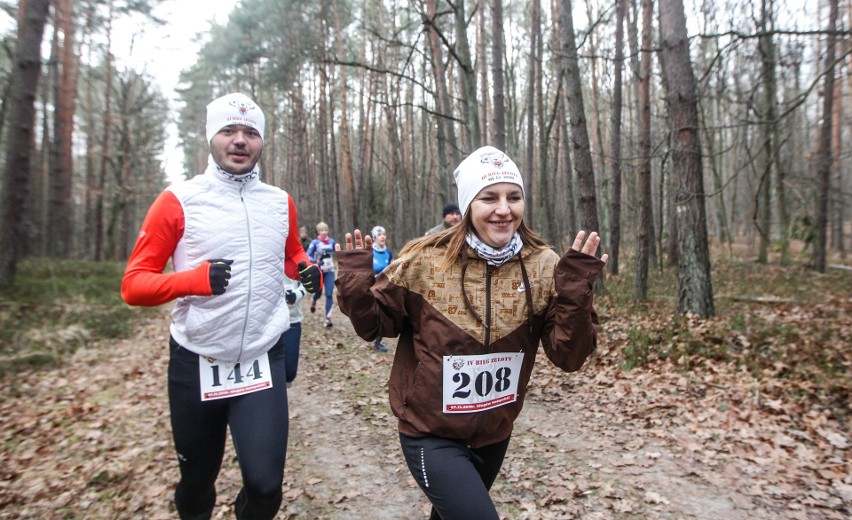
[571,230,608,263]
[335,229,373,252]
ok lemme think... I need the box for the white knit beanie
[453,146,524,216]
[205,93,265,143]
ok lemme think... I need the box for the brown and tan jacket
[335,244,603,448]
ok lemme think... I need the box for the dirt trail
[0,303,847,519]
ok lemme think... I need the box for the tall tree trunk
[317,3,332,229]
[424,0,454,192]
[37,25,54,257]
[812,0,838,272]
[538,0,552,243]
[658,0,714,317]
[756,0,778,264]
[558,84,577,242]
[0,0,50,285]
[477,0,489,144]
[525,0,540,228]
[608,0,625,275]
[491,0,506,150]
[81,0,96,259]
[830,24,845,255]
[626,0,658,270]
[452,0,480,150]
[558,0,602,254]
[585,0,607,229]
[333,0,357,230]
[633,0,654,301]
[48,0,79,257]
[95,0,113,261]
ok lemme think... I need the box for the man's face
[210,124,263,175]
[444,211,462,226]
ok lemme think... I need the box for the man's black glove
[208,259,234,295]
[298,262,321,294]
[285,289,297,305]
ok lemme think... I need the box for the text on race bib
[199,353,272,401]
[442,352,524,413]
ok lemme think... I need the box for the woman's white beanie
[205,93,265,143]
[453,146,524,216]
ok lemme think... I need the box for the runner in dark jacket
[335,146,607,520]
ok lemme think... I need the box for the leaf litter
[0,290,849,519]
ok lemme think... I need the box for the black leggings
[400,433,511,520]
[168,336,288,520]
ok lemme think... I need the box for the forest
[0,0,848,304]
[0,1,849,518]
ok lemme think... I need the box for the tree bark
[524,0,540,228]
[333,0,357,230]
[452,0,480,150]
[557,0,602,248]
[424,0,454,187]
[608,0,625,275]
[811,0,838,272]
[756,0,778,265]
[48,0,79,257]
[633,0,654,301]
[94,0,113,261]
[658,0,715,317]
[490,0,506,150]
[0,0,50,285]
[830,22,844,255]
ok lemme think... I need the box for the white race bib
[199,353,273,401]
[320,255,334,272]
[442,352,524,413]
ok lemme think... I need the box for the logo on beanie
[229,99,257,115]
[479,149,510,168]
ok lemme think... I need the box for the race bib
[199,353,273,401]
[442,352,524,413]
[320,255,335,272]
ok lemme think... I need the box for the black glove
[207,259,234,295]
[298,262,321,294]
[285,289,297,305]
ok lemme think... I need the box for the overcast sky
[112,0,239,182]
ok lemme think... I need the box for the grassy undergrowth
[0,259,156,374]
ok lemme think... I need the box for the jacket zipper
[238,183,252,362]
[473,263,494,444]
[484,264,492,353]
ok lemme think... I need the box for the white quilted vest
[168,165,291,363]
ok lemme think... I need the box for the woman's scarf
[317,235,330,244]
[372,243,387,253]
[465,232,522,267]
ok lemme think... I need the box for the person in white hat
[121,92,322,520]
[369,225,393,352]
[334,146,607,520]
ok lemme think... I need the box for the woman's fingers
[582,232,600,256]
[342,230,371,250]
[571,230,606,260]
[571,230,586,251]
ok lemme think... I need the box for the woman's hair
[316,222,328,233]
[399,213,549,272]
